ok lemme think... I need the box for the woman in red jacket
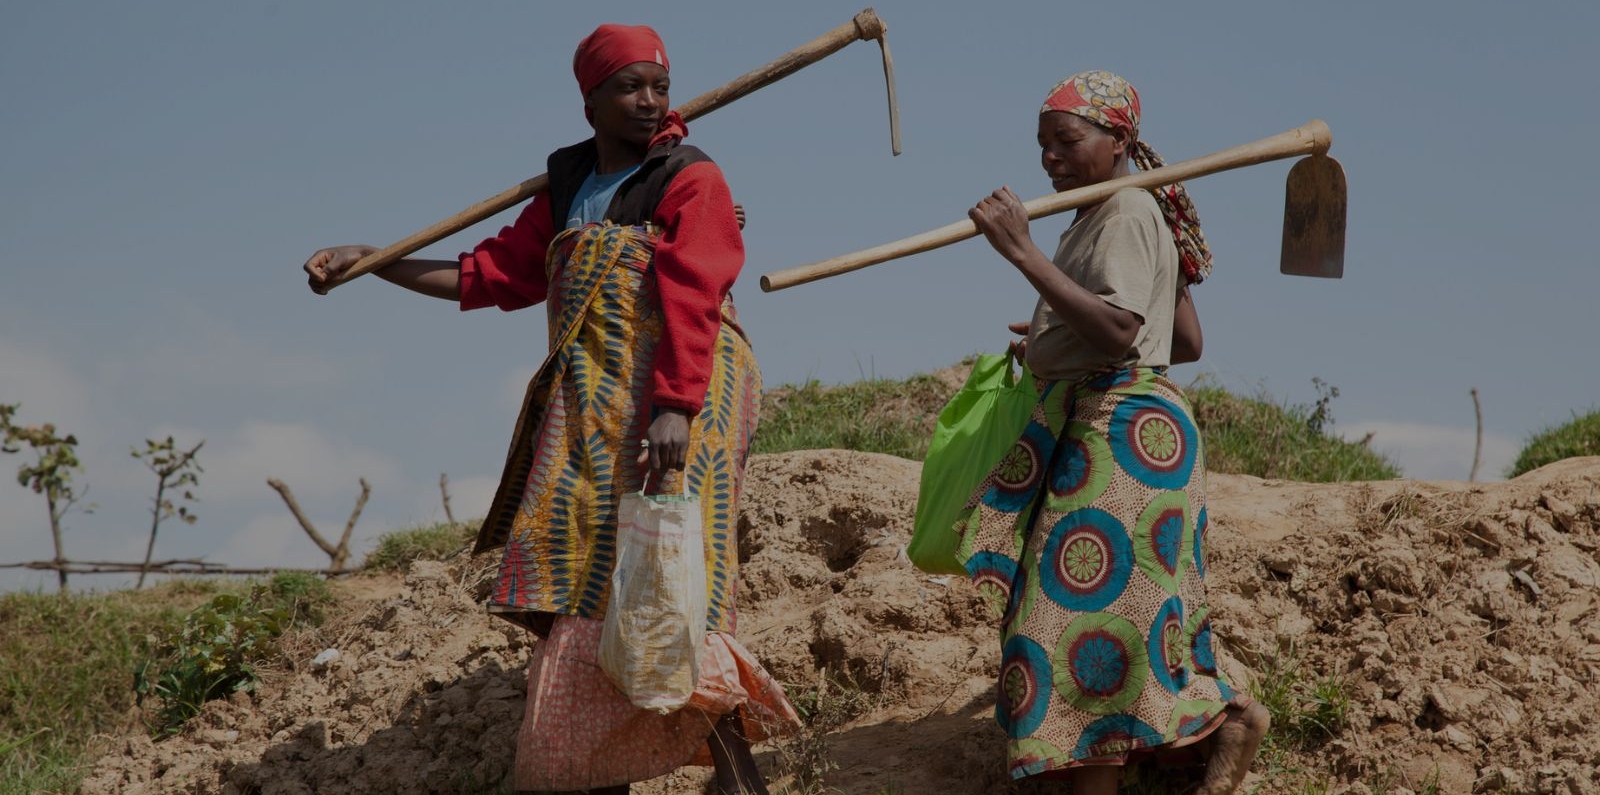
[304,24,796,795]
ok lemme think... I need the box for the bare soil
[80,453,1600,795]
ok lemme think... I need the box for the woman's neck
[594,135,648,175]
[1072,159,1133,222]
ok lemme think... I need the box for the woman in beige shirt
[956,70,1269,794]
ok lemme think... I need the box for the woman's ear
[1110,125,1131,157]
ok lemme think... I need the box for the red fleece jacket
[457,160,744,415]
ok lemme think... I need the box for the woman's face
[588,62,670,147]
[1038,111,1127,192]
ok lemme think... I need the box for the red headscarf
[1042,71,1213,285]
[572,24,684,146]
[573,24,670,97]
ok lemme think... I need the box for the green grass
[1508,408,1600,477]
[0,573,334,793]
[754,375,953,461]
[1248,642,1351,752]
[264,570,336,625]
[361,520,477,571]
[1187,380,1401,482]
[1238,642,1354,795]
[0,583,214,793]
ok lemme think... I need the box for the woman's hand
[637,407,691,477]
[968,187,1034,265]
[1007,320,1030,359]
[304,245,377,295]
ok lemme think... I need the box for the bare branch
[267,478,338,557]
[0,559,357,576]
[439,473,456,524]
[333,479,371,572]
[1470,388,1484,483]
[267,476,369,573]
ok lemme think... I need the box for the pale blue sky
[3,1,1597,590]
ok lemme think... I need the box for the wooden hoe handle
[323,8,898,291]
[760,120,1333,292]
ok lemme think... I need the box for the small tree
[0,404,89,592]
[132,436,205,588]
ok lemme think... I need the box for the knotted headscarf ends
[1042,70,1212,285]
[649,110,687,149]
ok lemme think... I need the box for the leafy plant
[0,403,90,592]
[131,436,205,588]
[1306,377,1339,435]
[134,585,295,736]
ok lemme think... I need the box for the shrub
[263,571,335,625]
[134,576,329,737]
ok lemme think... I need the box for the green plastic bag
[908,351,1037,575]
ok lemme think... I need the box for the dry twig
[267,477,371,573]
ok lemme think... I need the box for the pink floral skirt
[514,616,801,791]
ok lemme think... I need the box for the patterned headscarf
[1042,70,1212,285]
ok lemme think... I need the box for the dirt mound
[81,454,1600,795]
[1205,458,1600,795]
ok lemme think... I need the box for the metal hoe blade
[1281,154,1347,278]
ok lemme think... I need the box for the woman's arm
[304,247,460,300]
[1171,285,1202,364]
[649,160,744,413]
[969,187,1142,358]
[641,159,744,474]
[304,192,556,308]
[304,246,460,300]
[456,192,557,311]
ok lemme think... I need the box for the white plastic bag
[597,490,708,714]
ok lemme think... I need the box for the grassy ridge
[754,374,953,461]
[755,368,1402,482]
[362,520,477,572]
[1186,383,1400,482]
[1509,409,1600,478]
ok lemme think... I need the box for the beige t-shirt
[1026,187,1180,383]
